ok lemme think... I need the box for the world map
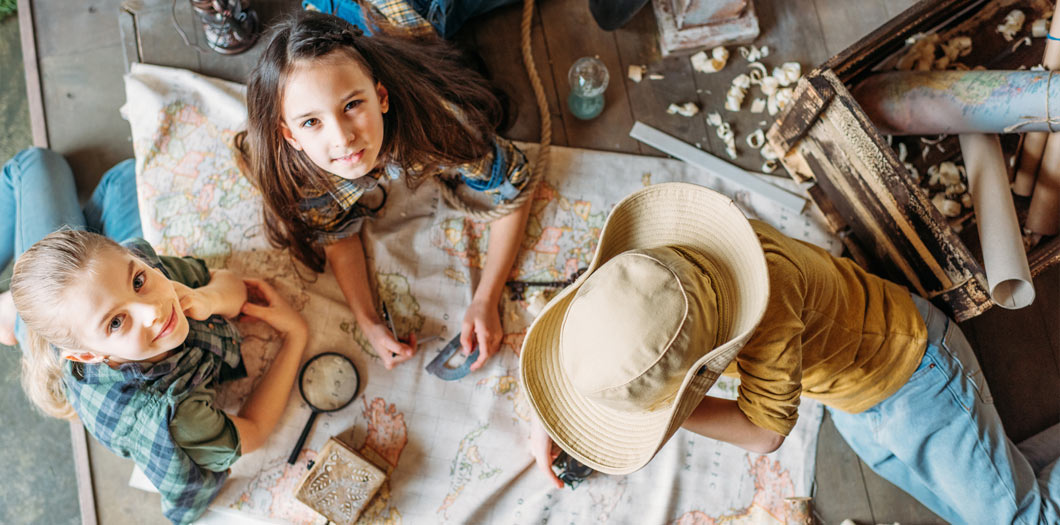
[126,63,834,525]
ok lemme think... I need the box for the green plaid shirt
[300,136,530,245]
[63,239,244,525]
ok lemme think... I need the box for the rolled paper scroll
[1046,13,1060,68]
[1026,133,1060,235]
[853,71,1060,135]
[1013,15,1060,198]
[1014,132,1046,196]
[959,134,1035,309]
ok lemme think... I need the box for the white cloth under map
[123,63,840,525]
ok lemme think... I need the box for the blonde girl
[0,148,308,524]
[240,11,532,370]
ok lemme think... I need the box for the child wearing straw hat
[520,182,1060,525]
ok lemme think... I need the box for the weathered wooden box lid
[766,0,1060,321]
[294,437,386,524]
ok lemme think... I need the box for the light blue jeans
[829,294,1060,525]
[1,147,143,346]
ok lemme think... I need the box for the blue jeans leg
[828,360,963,524]
[0,147,86,269]
[2,148,86,346]
[82,158,143,243]
[830,298,1060,525]
[2,148,142,347]
[412,0,521,38]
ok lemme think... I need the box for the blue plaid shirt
[303,0,434,36]
[63,239,244,525]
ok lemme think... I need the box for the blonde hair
[10,230,123,420]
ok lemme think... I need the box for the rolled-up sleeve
[170,387,242,472]
[733,253,807,437]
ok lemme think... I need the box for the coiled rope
[438,0,550,221]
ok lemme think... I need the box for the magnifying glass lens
[302,354,358,410]
[288,353,361,464]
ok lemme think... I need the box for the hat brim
[520,183,769,475]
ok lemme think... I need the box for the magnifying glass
[286,352,361,464]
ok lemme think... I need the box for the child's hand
[461,299,502,371]
[363,323,417,370]
[530,415,564,489]
[239,279,307,339]
[173,270,247,320]
[208,269,248,318]
[173,281,215,321]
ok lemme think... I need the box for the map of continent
[377,273,426,339]
[137,101,266,265]
[671,456,796,525]
[906,70,1012,106]
[518,180,605,282]
[476,372,531,424]
[432,180,604,284]
[355,397,409,525]
[338,272,425,361]
[230,451,323,525]
[433,217,488,269]
[437,423,502,519]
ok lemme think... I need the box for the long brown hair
[238,11,504,272]
[10,230,124,420]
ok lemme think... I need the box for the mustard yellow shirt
[723,220,928,436]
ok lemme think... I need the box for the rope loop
[439,0,549,221]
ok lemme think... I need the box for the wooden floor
[23,0,1060,523]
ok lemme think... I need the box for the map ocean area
[125,63,835,525]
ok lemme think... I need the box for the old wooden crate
[766,0,1060,321]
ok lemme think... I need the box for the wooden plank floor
[26,0,1059,524]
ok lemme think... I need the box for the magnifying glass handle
[287,411,319,465]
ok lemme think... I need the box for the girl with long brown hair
[239,11,533,371]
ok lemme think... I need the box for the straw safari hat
[520,182,770,475]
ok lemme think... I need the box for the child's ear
[279,122,303,151]
[62,351,105,364]
[376,82,389,114]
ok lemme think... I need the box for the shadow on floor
[0,11,80,525]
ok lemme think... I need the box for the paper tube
[1014,131,1046,196]
[1026,133,1060,235]
[959,134,1035,309]
[854,71,1060,135]
[1013,16,1060,197]
[1045,13,1060,70]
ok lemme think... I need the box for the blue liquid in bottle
[567,57,609,120]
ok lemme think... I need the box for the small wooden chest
[767,0,1060,321]
[294,438,386,524]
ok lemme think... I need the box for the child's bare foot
[0,291,17,346]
